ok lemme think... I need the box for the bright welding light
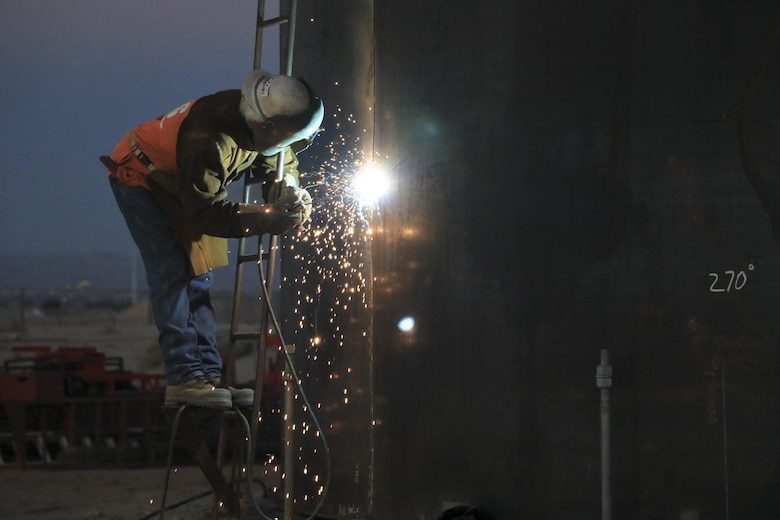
[397,316,415,332]
[352,162,391,206]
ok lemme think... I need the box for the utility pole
[19,288,26,332]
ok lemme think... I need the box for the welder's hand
[279,184,313,227]
[257,202,299,235]
[300,188,313,224]
[238,199,301,235]
[270,189,307,229]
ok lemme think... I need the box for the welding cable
[248,251,332,520]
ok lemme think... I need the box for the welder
[100,70,324,410]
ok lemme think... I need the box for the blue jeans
[109,175,222,385]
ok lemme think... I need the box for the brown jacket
[104,90,300,276]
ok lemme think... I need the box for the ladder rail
[227,0,299,383]
[227,3,301,520]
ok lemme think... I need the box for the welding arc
[249,254,332,520]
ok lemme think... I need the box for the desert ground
[0,292,262,382]
[0,296,274,519]
[0,465,217,519]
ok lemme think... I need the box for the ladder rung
[237,253,261,263]
[237,252,269,263]
[259,15,290,29]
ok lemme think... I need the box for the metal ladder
[226,0,299,458]
[157,2,302,519]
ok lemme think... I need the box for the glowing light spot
[352,162,391,206]
[397,316,415,332]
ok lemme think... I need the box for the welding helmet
[242,69,324,156]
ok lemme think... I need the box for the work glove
[268,189,309,232]
[240,191,303,236]
[268,173,312,227]
[279,184,313,226]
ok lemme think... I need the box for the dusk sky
[0,1,282,256]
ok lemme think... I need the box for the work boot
[164,376,232,409]
[211,377,254,408]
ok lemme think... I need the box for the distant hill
[0,252,282,326]
[0,252,266,293]
[0,252,137,291]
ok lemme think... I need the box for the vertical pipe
[596,349,613,520]
[722,366,730,520]
[249,0,270,450]
[284,0,297,75]
[275,4,299,516]
[283,359,295,520]
[601,375,611,520]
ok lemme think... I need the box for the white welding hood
[242,69,324,156]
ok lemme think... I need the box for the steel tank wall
[281,1,780,519]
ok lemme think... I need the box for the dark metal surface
[280,1,780,518]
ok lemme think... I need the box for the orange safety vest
[107,100,196,188]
